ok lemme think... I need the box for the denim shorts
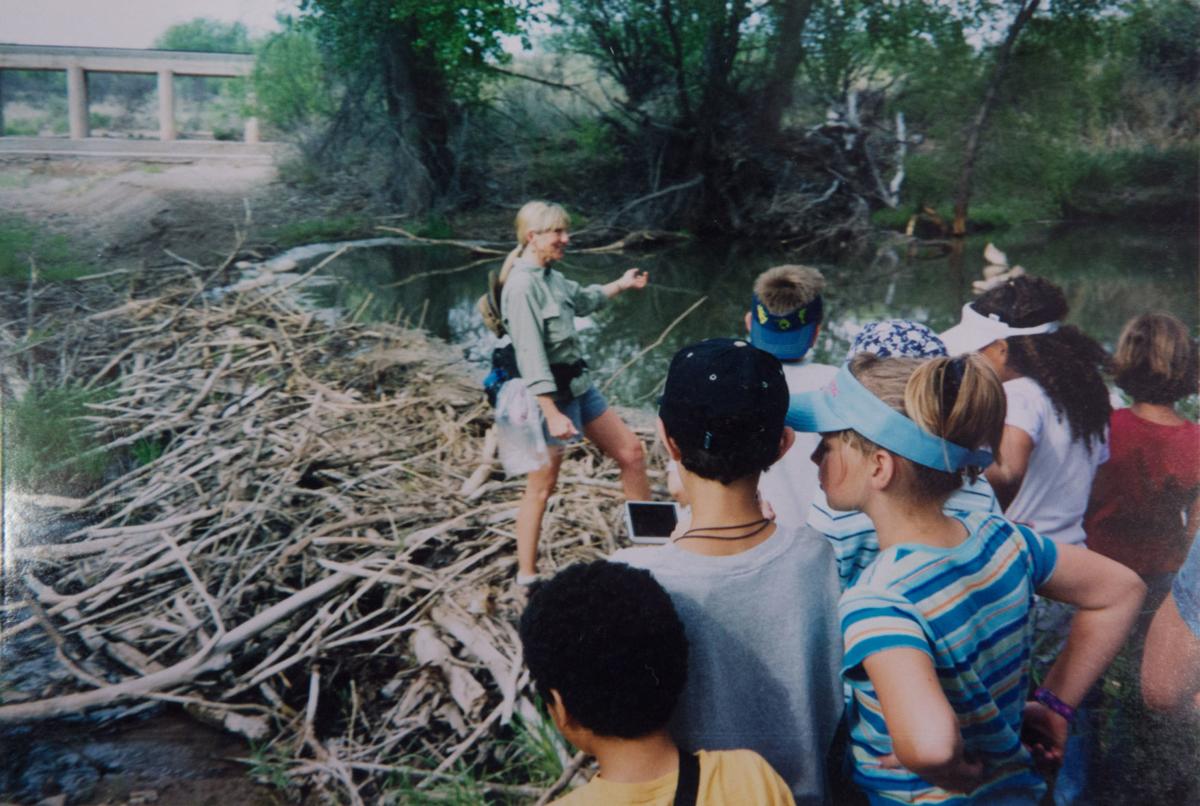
[544,385,608,447]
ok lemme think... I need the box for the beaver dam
[0,249,664,803]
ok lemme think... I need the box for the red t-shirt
[1085,408,1200,575]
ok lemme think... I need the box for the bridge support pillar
[157,69,176,141]
[67,64,88,139]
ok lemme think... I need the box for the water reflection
[304,222,1198,407]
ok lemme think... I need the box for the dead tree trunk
[952,0,1041,236]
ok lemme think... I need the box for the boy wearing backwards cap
[747,265,838,528]
[612,338,843,806]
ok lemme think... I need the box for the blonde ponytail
[906,355,1006,463]
[847,353,1005,500]
[501,200,571,285]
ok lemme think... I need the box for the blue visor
[786,365,993,472]
[749,294,821,360]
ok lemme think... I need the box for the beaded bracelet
[1033,686,1076,724]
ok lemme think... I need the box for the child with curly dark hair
[941,276,1116,804]
[940,275,1111,546]
[518,560,795,805]
[1085,313,1200,604]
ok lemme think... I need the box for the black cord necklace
[673,517,772,543]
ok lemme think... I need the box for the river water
[303,221,1198,406]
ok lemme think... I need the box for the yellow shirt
[552,749,796,806]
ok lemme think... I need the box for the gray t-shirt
[611,524,843,805]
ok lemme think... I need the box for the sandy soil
[0,152,365,267]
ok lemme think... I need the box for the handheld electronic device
[624,501,681,544]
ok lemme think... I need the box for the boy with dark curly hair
[519,560,794,805]
[611,339,843,805]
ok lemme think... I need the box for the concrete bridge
[0,43,261,143]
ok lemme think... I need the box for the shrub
[0,217,94,282]
[3,383,112,494]
[1058,147,1200,222]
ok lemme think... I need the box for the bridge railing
[0,44,261,143]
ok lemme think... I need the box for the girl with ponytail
[787,354,1144,805]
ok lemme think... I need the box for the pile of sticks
[2,258,656,802]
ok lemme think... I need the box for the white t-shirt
[759,360,839,529]
[1002,376,1109,545]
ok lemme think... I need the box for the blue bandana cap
[849,320,947,360]
[749,294,823,360]
[786,365,993,472]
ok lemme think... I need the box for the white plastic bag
[495,379,549,477]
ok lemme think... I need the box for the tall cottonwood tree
[297,0,532,210]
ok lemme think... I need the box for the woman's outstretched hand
[619,268,649,291]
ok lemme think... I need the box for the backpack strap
[673,749,700,806]
[478,268,507,337]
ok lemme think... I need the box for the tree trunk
[755,0,817,137]
[379,25,457,212]
[952,0,1041,235]
[659,0,693,124]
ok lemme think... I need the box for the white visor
[939,302,1060,355]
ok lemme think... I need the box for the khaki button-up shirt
[501,259,608,398]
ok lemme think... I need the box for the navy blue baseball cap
[660,338,788,453]
[749,294,823,360]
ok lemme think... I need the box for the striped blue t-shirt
[810,476,1000,590]
[840,511,1058,804]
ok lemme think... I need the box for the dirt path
[0,152,362,267]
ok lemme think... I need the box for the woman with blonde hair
[500,201,651,585]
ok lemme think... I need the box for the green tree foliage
[887,0,1197,226]
[291,0,533,210]
[552,0,913,236]
[253,23,337,136]
[256,0,1196,236]
[555,0,812,135]
[150,18,258,121]
[153,18,254,53]
[799,0,972,110]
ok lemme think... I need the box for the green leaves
[153,18,254,53]
[298,0,533,100]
